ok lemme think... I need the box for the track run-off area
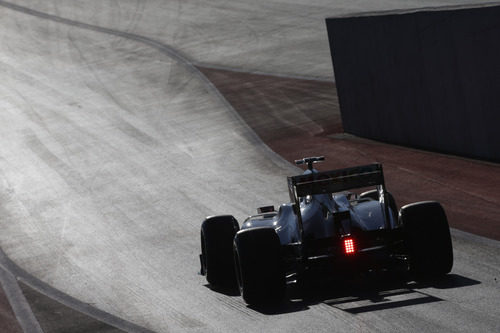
[0,1,498,332]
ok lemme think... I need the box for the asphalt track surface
[0,0,499,332]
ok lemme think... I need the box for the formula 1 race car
[199,157,453,305]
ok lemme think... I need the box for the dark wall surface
[326,5,500,162]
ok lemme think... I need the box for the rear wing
[288,163,385,203]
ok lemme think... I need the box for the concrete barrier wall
[326,5,500,162]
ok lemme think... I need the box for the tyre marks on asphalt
[24,130,87,194]
[0,2,294,332]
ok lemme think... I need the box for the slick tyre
[201,215,239,287]
[233,228,285,305]
[400,201,453,279]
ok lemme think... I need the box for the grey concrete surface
[5,0,500,80]
[0,1,498,333]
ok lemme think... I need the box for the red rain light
[344,238,355,254]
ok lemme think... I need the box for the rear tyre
[234,228,285,305]
[400,201,453,279]
[200,215,239,288]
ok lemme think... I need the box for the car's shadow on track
[203,283,312,314]
[249,273,480,315]
[203,284,240,297]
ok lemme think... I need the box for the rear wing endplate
[288,163,384,202]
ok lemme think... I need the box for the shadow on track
[210,273,480,315]
[203,284,240,297]
[299,273,479,315]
